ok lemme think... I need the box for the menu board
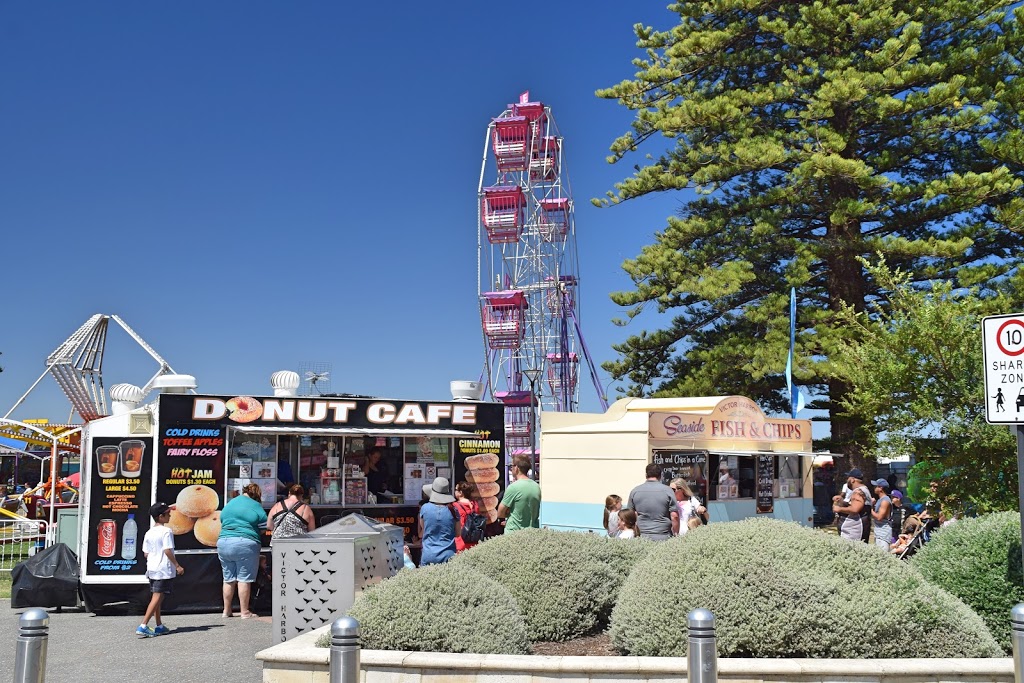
[85,436,154,577]
[652,450,708,502]
[756,453,775,514]
[156,423,228,551]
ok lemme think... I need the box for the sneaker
[136,625,155,638]
[153,625,170,636]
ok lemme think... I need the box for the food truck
[539,395,817,532]
[78,376,505,612]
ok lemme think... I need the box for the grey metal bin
[272,512,404,643]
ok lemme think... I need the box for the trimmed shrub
[453,528,651,641]
[322,562,529,654]
[611,518,1001,658]
[911,511,1024,653]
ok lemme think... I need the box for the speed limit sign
[983,313,1024,423]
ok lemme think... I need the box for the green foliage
[611,519,1001,657]
[911,512,1024,653]
[453,528,651,641]
[905,460,944,505]
[830,259,1017,513]
[596,0,1024,464]
[333,563,529,654]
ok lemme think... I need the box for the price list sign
[756,453,774,514]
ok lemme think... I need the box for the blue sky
[0,2,693,421]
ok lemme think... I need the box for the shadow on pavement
[0,600,269,683]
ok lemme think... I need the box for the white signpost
[983,313,1024,423]
[982,313,1024,577]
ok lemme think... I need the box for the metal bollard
[330,616,361,683]
[1012,604,1024,683]
[14,608,49,683]
[687,608,717,683]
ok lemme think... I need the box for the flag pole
[789,287,797,419]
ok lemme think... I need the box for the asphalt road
[0,600,272,682]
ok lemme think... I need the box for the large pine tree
[598,0,1024,472]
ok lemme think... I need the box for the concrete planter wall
[257,627,1014,683]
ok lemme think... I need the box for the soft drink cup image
[119,440,145,478]
[95,446,120,479]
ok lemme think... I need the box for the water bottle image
[121,514,137,560]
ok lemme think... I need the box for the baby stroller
[895,516,940,560]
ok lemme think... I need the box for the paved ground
[0,600,272,682]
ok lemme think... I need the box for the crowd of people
[604,463,709,540]
[408,453,543,567]
[831,468,952,552]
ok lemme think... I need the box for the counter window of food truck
[227,432,453,507]
[654,450,804,502]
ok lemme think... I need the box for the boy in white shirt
[137,502,184,637]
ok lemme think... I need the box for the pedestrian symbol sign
[983,313,1024,423]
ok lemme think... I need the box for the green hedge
[453,528,651,641]
[911,512,1024,653]
[328,562,529,654]
[610,518,1001,658]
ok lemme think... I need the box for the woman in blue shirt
[217,483,267,618]
[417,478,461,566]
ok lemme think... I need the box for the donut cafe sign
[184,396,480,427]
[649,396,812,451]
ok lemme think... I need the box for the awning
[228,426,481,439]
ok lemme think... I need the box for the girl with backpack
[267,484,316,544]
[453,481,483,552]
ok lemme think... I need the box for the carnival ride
[477,93,607,462]
[0,314,182,552]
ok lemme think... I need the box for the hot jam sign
[649,396,812,451]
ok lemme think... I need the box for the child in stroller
[892,514,940,560]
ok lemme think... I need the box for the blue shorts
[216,537,260,583]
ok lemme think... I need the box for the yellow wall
[541,429,650,504]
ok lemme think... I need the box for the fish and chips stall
[539,395,818,532]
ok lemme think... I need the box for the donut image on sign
[175,485,220,519]
[475,482,500,498]
[193,511,221,547]
[225,396,264,423]
[167,508,196,535]
[463,453,501,524]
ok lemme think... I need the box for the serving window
[703,453,804,501]
[226,434,280,506]
[227,433,455,507]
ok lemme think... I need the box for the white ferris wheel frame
[477,102,582,416]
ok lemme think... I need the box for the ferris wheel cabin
[481,185,526,243]
[512,100,547,132]
[480,291,528,349]
[490,116,531,171]
[538,197,570,242]
[495,390,535,451]
[530,136,560,183]
[546,353,579,394]
[545,275,577,317]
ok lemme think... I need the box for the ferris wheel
[477,92,607,460]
